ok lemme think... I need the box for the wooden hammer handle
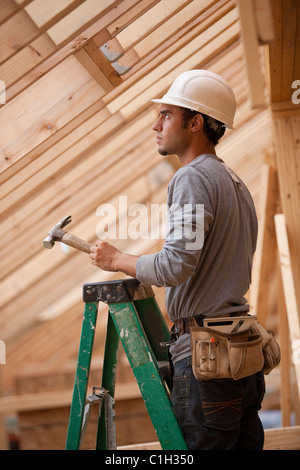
[61,232,92,254]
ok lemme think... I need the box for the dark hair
[181,108,226,146]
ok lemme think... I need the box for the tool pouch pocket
[250,321,281,375]
[189,318,264,381]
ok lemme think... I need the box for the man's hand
[90,240,120,272]
[90,240,139,278]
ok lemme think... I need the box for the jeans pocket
[199,379,242,431]
[171,358,191,421]
[173,357,191,378]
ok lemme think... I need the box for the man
[90,70,265,450]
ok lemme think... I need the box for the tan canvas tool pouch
[250,321,281,375]
[189,316,266,381]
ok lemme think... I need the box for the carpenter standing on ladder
[90,70,265,450]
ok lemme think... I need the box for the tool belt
[161,314,281,380]
[189,315,281,381]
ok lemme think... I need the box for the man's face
[152,104,190,157]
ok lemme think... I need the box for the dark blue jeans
[171,356,265,450]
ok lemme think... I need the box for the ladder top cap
[83,279,154,303]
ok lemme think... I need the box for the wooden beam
[0,0,19,25]
[236,0,267,108]
[119,427,300,450]
[275,213,300,406]
[273,115,300,312]
[133,0,221,59]
[46,0,118,46]
[115,0,193,51]
[268,0,300,103]
[0,55,105,174]
[253,0,275,44]
[0,34,57,88]
[118,442,161,450]
[106,0,160,37]
[250,164,280,325]
[0,413,8,450]
[0,382,141,414]
[277,255,292,427]
[24,0,86,30]
[82,39,123,88]
[0,9,40,63]
[74,47,115,91]
[263,426,300,450]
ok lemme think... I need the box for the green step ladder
[65,278,188,450]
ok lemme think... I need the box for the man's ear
[190,113,204,132]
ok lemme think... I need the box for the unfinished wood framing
[236,0,272,108]
[119,426,300,450]
[250,164,280,325]
[272,114,300,312]
[275,214,300,406]
[0,0,299,450]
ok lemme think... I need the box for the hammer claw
[59,215,72,229]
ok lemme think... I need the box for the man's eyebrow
[159,108,173,115]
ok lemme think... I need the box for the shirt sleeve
[136,167,214,287]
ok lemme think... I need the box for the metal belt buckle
[160,323,181,348]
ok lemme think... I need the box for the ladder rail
[65,302,98,450]
[107,300,187,450]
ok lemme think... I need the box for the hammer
[43,215,92,254]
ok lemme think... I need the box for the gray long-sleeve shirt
[136,154,258,363]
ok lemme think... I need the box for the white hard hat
[152,70,236,129]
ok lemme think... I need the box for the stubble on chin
[158,147,168,156]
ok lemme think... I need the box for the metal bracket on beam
[100,44,123,62]
[111,62,131,76]
[99,43,131,76]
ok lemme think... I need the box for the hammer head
[43,215,72,249]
